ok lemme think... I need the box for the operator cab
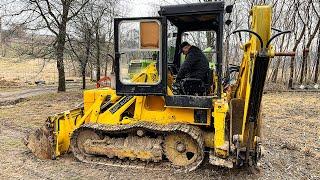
[114,1,225,102]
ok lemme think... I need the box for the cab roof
[158,1,225,31]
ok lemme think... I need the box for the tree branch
[67,0,90,21]
[31,0,58,36]
[44,0,60,26]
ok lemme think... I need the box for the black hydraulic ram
[245,52,269,165]
[246,47,296,165]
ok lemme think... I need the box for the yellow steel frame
[50,63,213,157]
[48,6,273,161]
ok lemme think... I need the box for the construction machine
[25,1,293,172]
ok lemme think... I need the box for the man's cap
[178,41,190,54]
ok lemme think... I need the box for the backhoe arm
[230,6,272,166]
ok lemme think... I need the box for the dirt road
[0,91,319,179]
[0,86,56,106]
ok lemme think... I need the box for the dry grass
[0,57,78,84]
[0,79,21,87]
[0,91,319,179]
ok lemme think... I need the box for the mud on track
[0,90,319,179]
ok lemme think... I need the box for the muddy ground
[0,90,319,179]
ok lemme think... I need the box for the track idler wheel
[75,129,100,155]
[164,133,202,169]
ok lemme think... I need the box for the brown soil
[0,90,319,179]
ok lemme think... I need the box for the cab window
[118,20,162,85]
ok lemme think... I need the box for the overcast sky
[126,0,197,17]
[128,0,159,17]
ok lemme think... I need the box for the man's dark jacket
[176,46,209,82]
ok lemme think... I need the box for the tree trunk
[56,29,67,92]
[288,23,306,89]
[105,41,112,76]
[206,32,214,48]
[96,28,101,82]
[224,33,230,77]
[271,35,286,83]
[105,58,108,77]
[280,57,286,82]
[299,48,309,84]
[300,18,320,84]
[315,59,320,83]
[288,56,295,89]
[81,65,86,89]
[82,29,91,89]
[271,58,281,83]
[56,2,71,92]
[204,0,214,49]
[314,36,320,83]
[0,17,3,57]
[71,58,77,76]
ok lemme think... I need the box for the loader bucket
[24,125,55,159]
[24,107,84,159]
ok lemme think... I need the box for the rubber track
[70,122,204,172]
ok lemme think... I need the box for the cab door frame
[114,17,167,96]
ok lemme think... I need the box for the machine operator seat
[173,70,213,96]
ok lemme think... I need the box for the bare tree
[8,0,90,91]
[269,0,293,83]
[288,1,307,89]
[298,1,320,84]
[91,1,112,82]
[67,11,94,89]
[66,0,120,89]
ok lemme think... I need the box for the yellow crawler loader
[25,2,293,172]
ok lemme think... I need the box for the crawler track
[70,122,204,172]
